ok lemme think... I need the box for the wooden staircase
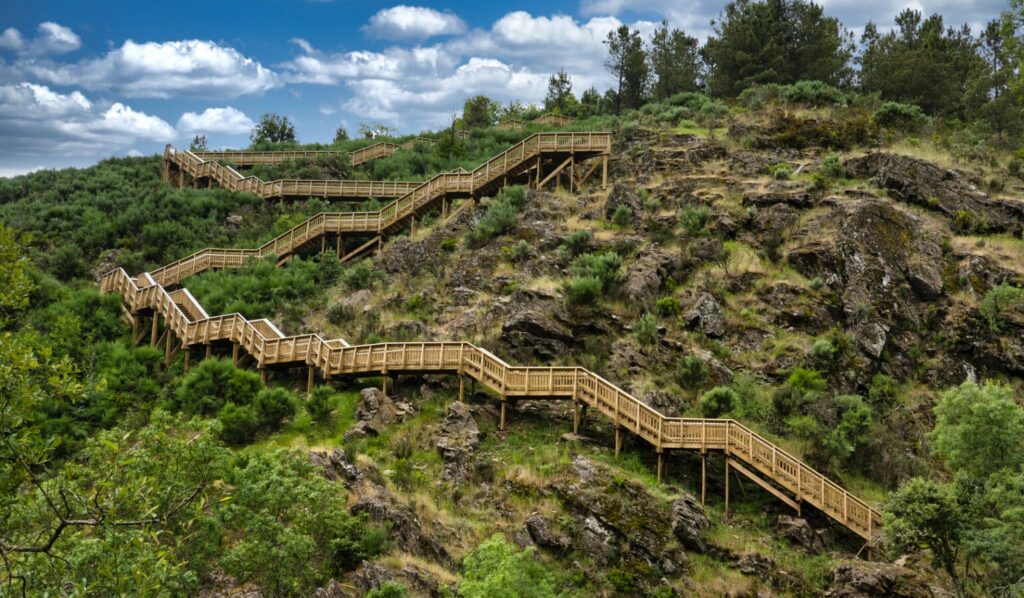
[150,132,611,287]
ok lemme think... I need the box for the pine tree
[649,20,701,99]
[604,25,649,112]
[544,69,578,114]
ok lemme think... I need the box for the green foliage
[341,259,374,291]
[459,534,561,598]
[465,186,527,248]
[809,338,837,363]
[175,358,261,416]
[677,205,710,236]
[819,153,845,179]
[463,95,500,129]
[611,203,634,227]
[253,387,298,429]
[507,239,530,262]
[786,367,827,394]
[978,283,1024,332]
[251,113,297,145]
[306,387,336,425]
[366,582,410,598]
[605,25,650,112]
[655,296,680,316]
[674,355,708,390]
[217,402,261,445]
[327,301,354,326]
[770,163,793,180]
[872,101,929,131]
[562,275,603,305]
[699,386,740,417]
[819,395,874,463]
[0,225,32,327]
[634,312,659,346]
[563,252,624,304]
[649,21,701,100]
[561,229,593,258]
[930,382,1024,481]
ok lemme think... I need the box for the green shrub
[327,302,353,326]
[771,163,793,180]
[217,403,260,445]
[810,339,837,362]
[465,186,526,247]
[459,534,558,598]
[341,260,373,290]
[307,386,336,424]
[677,205,710,236]
[979,284,1024,332]
[175,358,261,416]
[779,80,846,107]
[561,229,592,257]
[872,101,928,131]
[655,296,680,317]
[563,276,603,305]
[570,252,623,291]
[440,238,457,252]
[1009,158,1022,178]
[366,582,409,598]
[699,386,740,417]
[786,367,827,394]
[634,312,659,346]
[611,203,633,227]
[253,387,297,429]
[675,355,708,390]
[507,239,530,262]
[819,153,845,179]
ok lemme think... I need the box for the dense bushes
[979,284,1024,332]
[872,101,929,131]
[562,251,624,305]
[459,534,561,598]
[465,186,528,247]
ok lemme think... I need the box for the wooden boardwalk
[150,132,611,286]
[163,147,420,200]
[101,131,881,546]
[350,137,436,166]
[194,149,347,166]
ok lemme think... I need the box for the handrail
[350,137,437,166]
[164,145,419,200]
[100,262,883,542]
[148,133,612,286]
[193,149,347,166]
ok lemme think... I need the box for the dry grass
[952,235,1024,275]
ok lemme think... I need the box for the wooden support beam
[725,459,731,519]
[231,342,239,366]
[537,155,574,190]
[165,328,174,364]
[657,450,667,483]
[381,373,388,396]
[307,366,315,396]
[183,348,191,373]
[701,452,707,506]
[205,344,212,359]
[727,458,801,513]
[260,368,267,384]
[499,398,507,431]
[614,427,623,457]
[459,375,465,401]
[150,313,159,346]
[601,155,608,189]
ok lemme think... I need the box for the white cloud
[177,106,255,134]
[0,28,23,51]
[281,39,451,85]
[364,6,467,40]
[0,82,177,157]
[22,39,280,99]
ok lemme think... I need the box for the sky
[0,0,1009,175]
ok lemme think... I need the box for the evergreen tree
[333,125,349,144]
[544,69,578,114]
[858,10,985,116]
[605,25,649,112]
[702,0,853,97]
[462,95,499,128]
[649,20,702,99]
[189,134,207,151]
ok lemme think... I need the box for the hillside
[2,92,1024,597]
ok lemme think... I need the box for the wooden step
[728,457,801,513]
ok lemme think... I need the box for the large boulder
[845,153,1024,236]
[825,560,935,598]
[309,448,361,486]
[501,302,576,362]
[524,513,572,552]
[623,249,685,302]
[435,401,480,482]
[351,484,453,567]
[603,183,642,224]
[683,292,726,338]
[670,495,711,553]
[777,515,831,552]
[343,388,416,440]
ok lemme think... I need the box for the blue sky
[0,0,1008,175]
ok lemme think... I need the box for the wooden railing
[100,264,883,542]
[350,137,437,166]
[164,146,419,199]
[193,149,347,166]
[149,132,612,286]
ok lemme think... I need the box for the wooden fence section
[100,261,882,542]
[350,137,437,166]
[193,149,347,166]
[148,132,611,286]
[163,146,420,200]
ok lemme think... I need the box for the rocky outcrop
[683,292,726,338]
[777,515,831,552]
[825,560,935,598]
[846,153,1024,235]
[435,401,480,482]
[343,388,416,440]
[501,301,576,362]
[603,183,642,224]
[351,484,453,567]
[670,495,711,553]
[623,249,685,302]
[310,448,361,486]
[525,513,572,552]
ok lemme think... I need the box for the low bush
[561,229,592,257]
[678,205,710,236]
[563,275,603,305]
[655,296,680,316]
[176,358,261,416]
[307,387,337,424]
[465,186,527,247]
[979,284,1024,332]
[217,403,260,445]
[611,203,633,227]
[819,153,845,179]
[253,387,298,429]
[674,355,708,390]
[872,101,928,131]
[634,313,659,346]
[570,252,623,291]
[699,386,740,417]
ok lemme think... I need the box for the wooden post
[657,450,666,483]
[499,399,507,431]
[336,233,343,259]
[260,368,267,384]
[150,313,159,346]
[459,376,465,401]
[307,366,315,396]
[725,459,731,519]
[183,348,191,373]
[569,153,575,193]
[205,344,212,359]
[614,427,622,457]
[701,452,707,506]
[165,328,174,364]
[381,373,388,396]
[231,342,239,366]
[572,400,580,435]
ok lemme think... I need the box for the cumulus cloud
[176,106,255,134]
[364,6,467,40]
[21,39,279,99]
[281,38,451,85]
[0,82,176,157]
[0,22,81,55]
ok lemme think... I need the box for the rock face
[670,495,711,553]
[524,513,572,552]
[549,456,700,581]
[343,388,416,440]
[435,401,480,482]
[351,485,453,567]
[309,448,361,486]
[604,183,642,223]
[845,153,1024,236]
[501,301,576,362]
[825,560,935,598]
[623,249,685,302]
[777,515,831,552]
[683,292,726,338]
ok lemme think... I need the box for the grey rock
[670,495,711,553]
[435,401,480,482]
[683,292,726,338]
[825,560,935,598]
